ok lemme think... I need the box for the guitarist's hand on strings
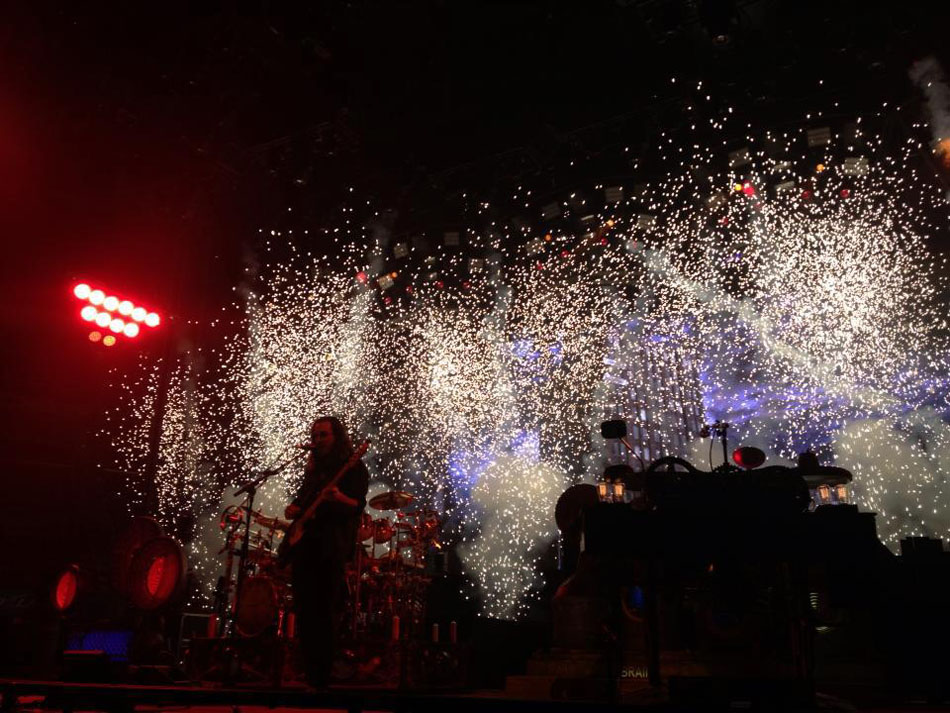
[323,485,359,509]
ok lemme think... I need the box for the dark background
[1,1,948,589]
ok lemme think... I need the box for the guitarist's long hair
[311,415,354,464]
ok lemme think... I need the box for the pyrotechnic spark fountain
[103,110,950,616]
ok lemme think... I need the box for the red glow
[146,557,166,597]
[144,312,160,328]
[405,285,413,294]
[89,331,102,343]
[435,280,444,289]
[840,188,850,198]
[73,284,91,300]
[560,249,570,258]
[742,182,755,196]
[53,567,78,611]
[80,305,98,321]
[356,271,368,284]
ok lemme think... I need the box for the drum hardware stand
[700,420,731,468]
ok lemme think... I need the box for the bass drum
[235,575,287,637]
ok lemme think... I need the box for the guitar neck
[302,443,368,518]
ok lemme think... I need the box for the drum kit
[214,491,442,644]
[349,491,443,639]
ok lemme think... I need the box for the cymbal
[368,491,415,510]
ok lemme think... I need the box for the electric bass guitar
[276,440,369,566]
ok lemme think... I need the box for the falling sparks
[104,108,950,617]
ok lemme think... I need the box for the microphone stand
[224,448,306,682]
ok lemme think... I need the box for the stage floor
[0,679,639,713]
[4,678,947,713]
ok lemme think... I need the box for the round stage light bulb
[80,305,98,321]
[131,307,147,322]
[123,322,139,338]
[144,312,160,327]
[109,318,125,333]
[118,300,134,316]
[103,295,119,311]
[88,331,102,343]
[103,335,116,347]
[88,290,105,305]
[95,312,111,327]
[74,284,91,300]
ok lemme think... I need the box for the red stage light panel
[72,282,162,344]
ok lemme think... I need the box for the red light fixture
[127,536,186,610]
[72,283,162,345]
[51,565,80,612]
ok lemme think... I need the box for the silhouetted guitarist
[284,416,369,689]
